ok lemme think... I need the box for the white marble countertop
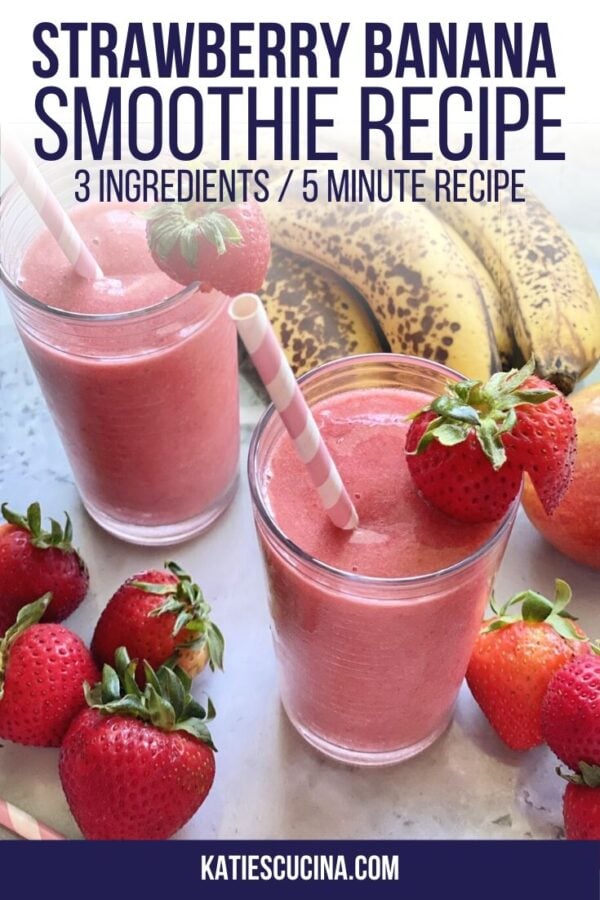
[0,298,599,842]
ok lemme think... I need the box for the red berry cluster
[0,503,223,840]
[465,579,600,841]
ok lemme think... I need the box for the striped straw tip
[230,288,359,532]
[229,293,261,321]
[343,509,360,531]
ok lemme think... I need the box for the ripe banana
[428,182,600,393]
[442,221,517,370]
[259,246,383,375]
[265,198,502,381]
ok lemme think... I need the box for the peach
[522,382,600,570]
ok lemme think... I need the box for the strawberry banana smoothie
[4,200,239,544]
[249,355,517,765]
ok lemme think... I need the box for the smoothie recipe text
[31,20,565,167]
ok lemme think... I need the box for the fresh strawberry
[466,580,589,751]
[0,595,99,747]
[91,561,224,682]
[146,200,271,294]
[0,502,89,635]
[405,360,577,523]
[559,763,600,841]
[541,651,600,769]
[59,648,216,840]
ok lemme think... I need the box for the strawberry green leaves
[145,197,270,293]
[85,647,216,750]
[407,358,557,470]
[406,357,576,523]
[559,762,600,789]
[184,621,225,673]
[484,579,585,642]
[1,502,76,553]
[194,212,243,257]
[132,561,224,672]
[145,203,243,265]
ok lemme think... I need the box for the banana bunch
[261,170,599,392]
[428,186,600,393]
[265,197,504,382]
[259,246,383,375]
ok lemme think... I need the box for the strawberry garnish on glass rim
[146,203,243,257]
[145,199,271,294]
[405,358,577,523]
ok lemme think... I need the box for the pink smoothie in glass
[15,202,239,538]
[258,383,508,762]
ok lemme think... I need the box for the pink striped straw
[230,293,358,530]
[1,130,103,281]
[0,798,65,841]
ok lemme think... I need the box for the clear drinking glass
[0,160,239,545]
[248,354,518,766]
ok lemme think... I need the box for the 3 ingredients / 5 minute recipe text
[73,166,527,204]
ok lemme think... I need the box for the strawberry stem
[481,579,585,642]
[146,203,243,266]
[1,502,76,554]
[131,562,224,672]
[84,647,217,749]
[558,762,600,788]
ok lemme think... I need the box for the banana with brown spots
[265,199,502,381]
[442,220,517,370]
[259,246,383,375]
[429,185,600,393]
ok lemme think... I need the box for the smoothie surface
[264,387,497,578]
[19,202,182,314]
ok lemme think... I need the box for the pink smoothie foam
[19,204,182,314]
[260,387,505,757]
[17,202,239,529]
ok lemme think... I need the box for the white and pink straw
[1,130,103,281]
[0,798,64,841]
[230,293,358,531]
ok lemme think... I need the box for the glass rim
[0,176,202,324]
[248,352,519,590]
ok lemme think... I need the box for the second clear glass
[248,354,518,766]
